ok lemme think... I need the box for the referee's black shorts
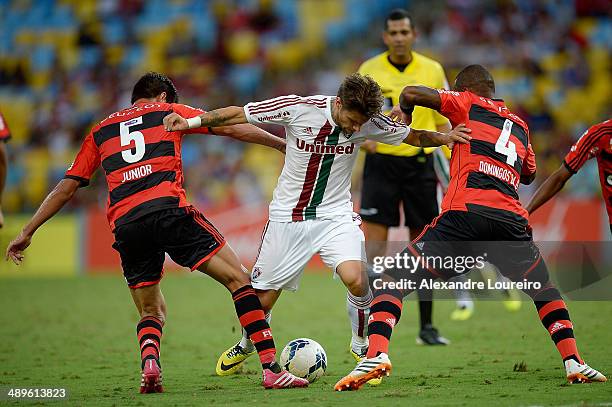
[360,152,438,230]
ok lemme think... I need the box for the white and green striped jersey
[244,95,408,222]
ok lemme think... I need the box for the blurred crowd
[0,0,610,214]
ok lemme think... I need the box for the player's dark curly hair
[337,73,383,118]
[454,64,496,95]
[131,72,179,104]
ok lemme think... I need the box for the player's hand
[6,231,32,265]
[0,207,4,228]
[361,140,377,154]
[389,104,412,125]
[444,123,472,148]
[163,112,189,132]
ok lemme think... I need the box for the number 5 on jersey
[495,119,517,166]
[120,117,145,163]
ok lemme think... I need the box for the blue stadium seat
[50,5,75,29]
[274,0,298,37]
[228,64,263,96]
[31,46,55,72]
[79,46,102,70]
[193,13,217,52]
[590,19,612,47]
[104,20,126,45]
[325,22,350,48]
[121,45,144,69]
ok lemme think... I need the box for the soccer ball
[279,338,327,383]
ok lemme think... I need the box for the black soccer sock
[523,257,583,364]
[417,289,433,329]
[137,316,163,369]
[232,285,277,369]
[533,287,582,364]
[367,288,403,358]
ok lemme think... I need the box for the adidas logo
[385,318,396,327]
[549,321,569,334]
[368,315,396,327]
[415,242,425,251]
[142,339,156,347]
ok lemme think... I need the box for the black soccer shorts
[112,206,225,288]
[384,210,549,291]
[360,152,439,230]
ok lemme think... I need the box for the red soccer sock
[536,299,582,363]
[137,316,163,369]
[232,285,276,366]
[366,292,403,358]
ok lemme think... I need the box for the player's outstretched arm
[0,141,7,228]
[404,124,471,148]
[210,124,286,153]
[6,178,80,265]
[525,164,573,215]
[164,106,247,132]
[389,86,443,125]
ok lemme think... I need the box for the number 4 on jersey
[495,119,517,166]
[120,117,145,163]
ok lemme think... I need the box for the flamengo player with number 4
[335,65,606,391]
[5,72,309,392]
[163,73,471,382]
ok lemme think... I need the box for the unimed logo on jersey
[257,111,290,122]
[370,117,399,134]
[296,138,354,154]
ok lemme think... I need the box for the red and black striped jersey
[563,119,612,225]
[437,90,536,227]
[0,111,11,141]
[65,102,208,230]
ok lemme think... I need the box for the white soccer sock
[239,313,271,352]
[456,298,474,310]
[347,288,373,354]
[453,274,474,310]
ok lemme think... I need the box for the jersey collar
[326,96,337,127]
[492,98,506,108]
[383,51,415,74]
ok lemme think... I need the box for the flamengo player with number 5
[335,65,606,391]
[5,72,309,392]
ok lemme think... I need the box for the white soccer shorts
[251,214,366,291]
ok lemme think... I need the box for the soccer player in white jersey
[163,73,470,381]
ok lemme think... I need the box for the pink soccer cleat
[140,359,164,394]
[262,368,309,389]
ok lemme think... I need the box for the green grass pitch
[0,273,610,406]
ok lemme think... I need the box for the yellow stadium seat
[226,31,259,64]
[23,148,52,206]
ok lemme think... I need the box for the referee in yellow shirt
[359,9,450,345]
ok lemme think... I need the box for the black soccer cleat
[416,324,450,345]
